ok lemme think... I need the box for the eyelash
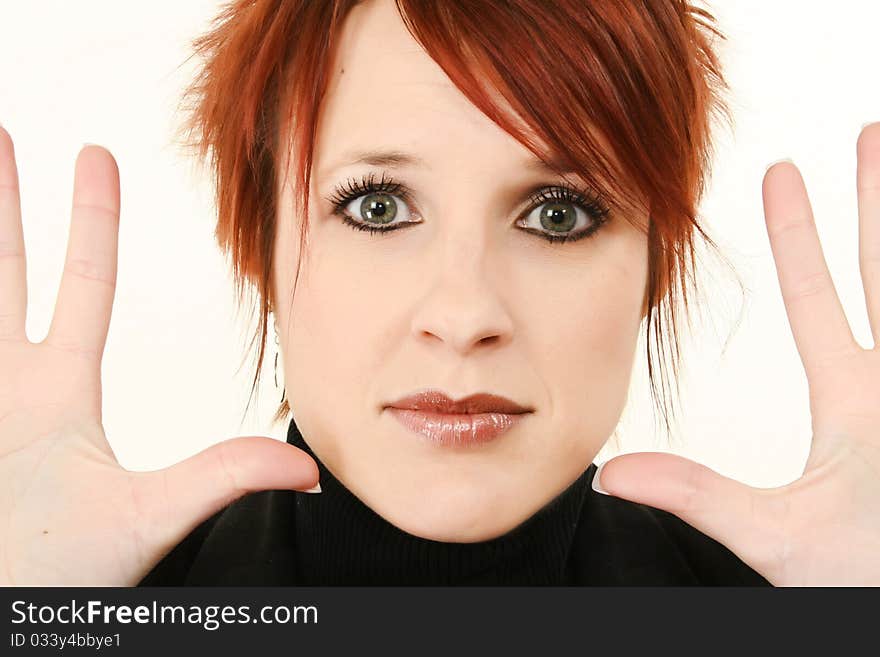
[323,171,612,244]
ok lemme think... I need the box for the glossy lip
[384,389,533,415]
[383,389,533,447]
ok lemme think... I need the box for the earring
[273,316,285,402]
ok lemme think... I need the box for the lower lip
[385,407,528,447]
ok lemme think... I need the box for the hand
[592,122,880,586]
[0,127,320,586]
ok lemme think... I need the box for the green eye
[325,173,612,243]
[513,183,611,243]
[358,193,400,225]
[539,203,578,233]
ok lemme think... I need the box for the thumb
[593,452,778,573]
[139,436,320,548]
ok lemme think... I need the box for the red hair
[176,0,734,437]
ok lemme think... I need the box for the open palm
[0,128,319,585]
[595,123,880,586]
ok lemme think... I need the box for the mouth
[383,389,533,447]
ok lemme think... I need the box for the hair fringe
[174,0,741,445]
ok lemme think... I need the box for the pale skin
[0,128,321,586]
[267,0,880,568]
[269,0,648,545]
[595,124,880,586]
[0,125,878,585]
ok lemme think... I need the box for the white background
[0,1,877,488]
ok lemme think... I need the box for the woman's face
[272,0,648,542]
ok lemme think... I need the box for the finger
[0,126,27,341]
[857,122,880,348]
[596,452,784,580]
[762,161,856,376]
[142,437,321,551]
[46,145,120,361]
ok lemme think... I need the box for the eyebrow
[321,149,577,177]
[338,150,427,169]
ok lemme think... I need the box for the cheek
[548,285,640,427]
[524,248,646,448]
[281,214,647,467]
[282,244,392,412]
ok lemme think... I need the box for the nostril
[420,330,442,343]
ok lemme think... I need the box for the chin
[370,477,535,544]
[392,507,524,544]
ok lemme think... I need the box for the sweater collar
[286,416,594,585]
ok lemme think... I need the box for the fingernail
[765,157,793,173]
[302,482,322,494]
[591,462,610,496]
[861,121,876,130]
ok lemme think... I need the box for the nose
[409,241,515,356]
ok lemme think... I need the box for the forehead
[313,0,545,182]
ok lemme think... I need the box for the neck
[285,416,594,585]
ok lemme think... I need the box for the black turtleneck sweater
[138,417,771,586]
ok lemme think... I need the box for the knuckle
[64,259,116,287]
[72,202,119,222]
[859,250,880,267]
[856,179,880,195]
[788,270,830,301]
[756,489,794,580]
[0,313,26,341]
[215,441,243,495]
[0,241,25,259]
[680,461,705,514]
[125,474,155,565]
[808,343,858,373]
[767,217,809,240]
[44,336,101,360]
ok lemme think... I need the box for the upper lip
[384,389,533,415]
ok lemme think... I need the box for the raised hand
[0,127,320,586]
[592,122,880,586]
